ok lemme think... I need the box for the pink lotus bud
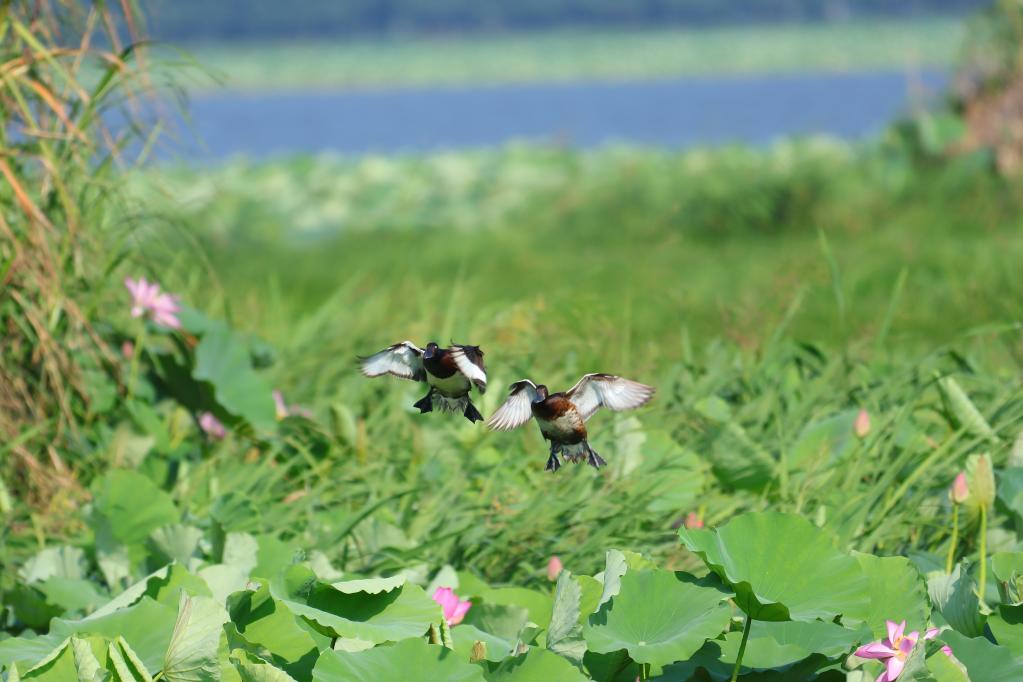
[547,556,563,581]
[685,512,704,529]
[951,472,969,504]
[854,409,871,439]
[121,341,134,359]
[432,587,471,626]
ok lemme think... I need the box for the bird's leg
[585,442,607,469]
[412,388,434,414]
[462,398,483,423]
[545,441,562,473]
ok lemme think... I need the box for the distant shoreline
[173,18,963,93]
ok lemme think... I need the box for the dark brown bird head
[534,385,549,402]
[424,342,440,359]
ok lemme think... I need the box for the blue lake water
[171,70,947,159]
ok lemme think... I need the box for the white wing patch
[450,345,487,393]
[566,373,655,421]
[486,380,539,431]
[358,341,426,382]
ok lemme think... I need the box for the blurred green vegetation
[131,138,1023,358]
[184,19,961,91]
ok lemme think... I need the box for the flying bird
[359,341,487,422]
[487,373,655,471]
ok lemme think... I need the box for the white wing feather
[486,380,539,431]
[450,346,487,393]
[566,373,655,421]
[358,341,425,382]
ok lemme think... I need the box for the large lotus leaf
[583,570,732,669]
[582,649,640,682]
[0,635,63,673]
[199,564,251,606]
[846,553,930,638]
[927,565,984,638]
[271,565,440,644]
[90,470,179,548]
[107,637,154,682]
[193,320,276,432]
[149,525,204,567]
[547,571,581,651]
[19,546,87,583]
[20,636,104,682]
[679,512,868,622]
[453,603,529,662]
[230,649,297,682]
[991,552,1023,603]
[328,576,405,595]
[997,471,1023,530]
[311,639,485,682]
[139,564,213,609]
[595,550,628,610]
[475,588,552,628]
[483,648,589,681]
[705,620,866,672]
[36,577,106,615]
[4,584,63,629]
[50,597,178,675]
[163,593,230,682]
[926,650,968,682]
[227,583,318,669]
[940,631,1023,682]
[988,604,1023,658]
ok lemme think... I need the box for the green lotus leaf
[90,470,179,548]
[311,638,486,682]
[846,553,930,638]
[483,648,589,681]
[987,604,1023,658]
[230,649,297,682]
[228,581,325,681]
[927,564,985,638]
[35,578,106,615]
[48,597,178,675]
[583,570,732,669]
[107,637,154,682]
[679,511,869,622]
[194,320,277,432]
[706,620,866,672]
[18,546,87,583]
[453,603,529,662]
[163,593,231,682]
[20,636,104,682]
[940,631,1023,682]
[473,588,551,629]
[271,565,440,644]
[328,576,406,595]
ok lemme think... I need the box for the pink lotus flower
[125,277,181,329]
[950,472,969,504]
[923,627,954,658]
[685,512,704,529]
[855,621,953,681]
[854,409,871,439]
[547,556,563,581]
[432,587,471,626]
[855,620,918,681]
[198,412,226,440]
